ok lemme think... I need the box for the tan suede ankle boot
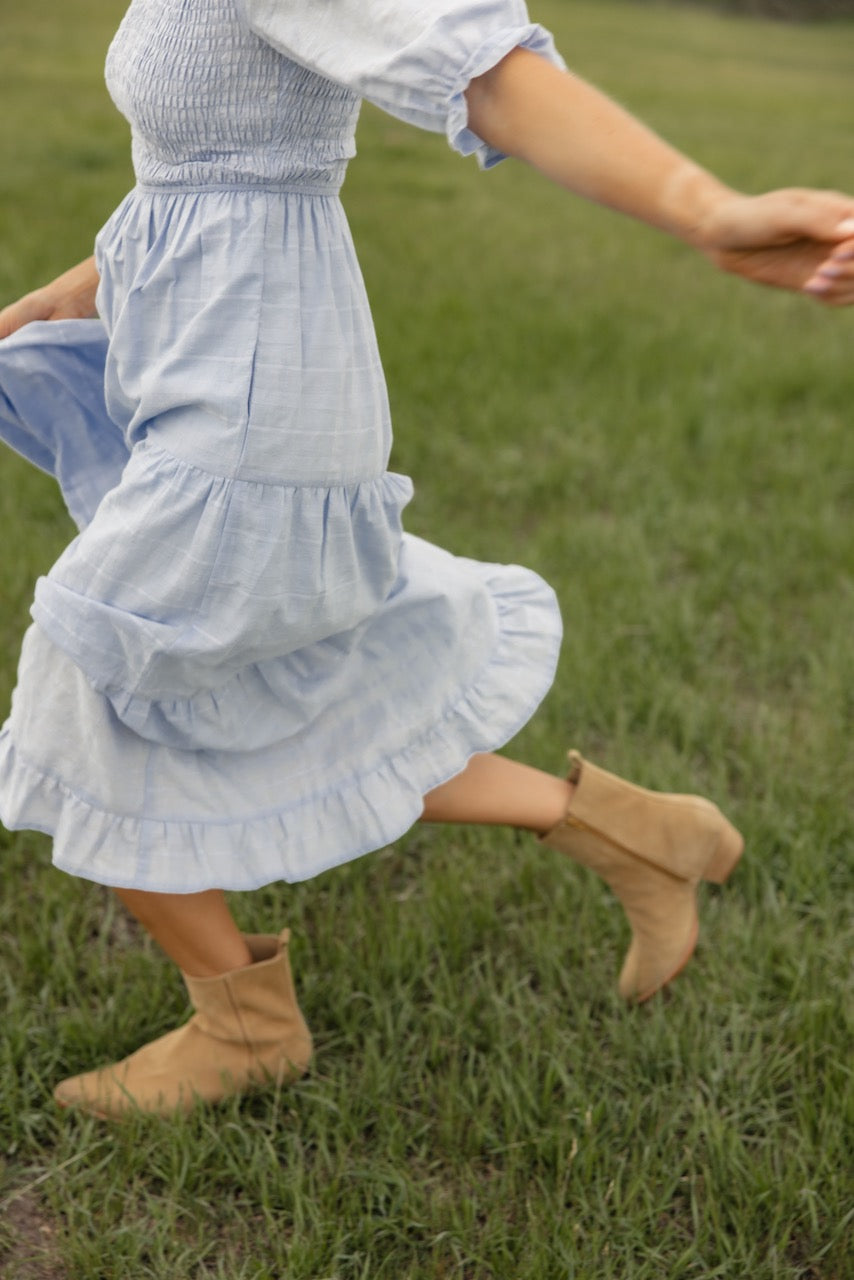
[541,752,743,1002]
[53,928,312,1119]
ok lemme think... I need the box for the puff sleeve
[242,0,565,167]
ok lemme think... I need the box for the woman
[1,0,852,1121]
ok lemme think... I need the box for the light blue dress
[0,0,563,892]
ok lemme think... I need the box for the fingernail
[818,264,843,279]
[837,218,854,235]
[803,279,830,295]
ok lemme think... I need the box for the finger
[806,287,854,307]
[808,285,854,308]
[803,268,854,305]
[802,200,854,244]
[825,236,854,264]
[803,239,854,301]
[832,217,854,242]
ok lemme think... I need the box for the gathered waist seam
[132,437,399,490]
[135,179,341,197]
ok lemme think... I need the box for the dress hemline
[0,564,563,893]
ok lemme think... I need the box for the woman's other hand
[695,190,854,306]
[0,255,100,339]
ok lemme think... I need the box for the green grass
[1,1,853,1277]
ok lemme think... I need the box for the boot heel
[703,820,744,884]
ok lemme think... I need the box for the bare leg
[114,887,252,977]
[421,752,573,834]
[108,757,565,981]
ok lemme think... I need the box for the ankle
[533,775,575,837]
[182,937,254,978]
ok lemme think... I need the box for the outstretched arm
[0,255,100,339]
[465,48,854,306]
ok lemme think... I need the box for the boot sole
[53,1050,313,1122]
[54,1095,112,1123]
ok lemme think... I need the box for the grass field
[1,2,853,1277]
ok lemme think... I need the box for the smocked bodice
[105,0,361,190]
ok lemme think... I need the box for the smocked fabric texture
[0,0,563,892]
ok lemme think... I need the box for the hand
[696,189,854,307]
[0,255,100,339]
